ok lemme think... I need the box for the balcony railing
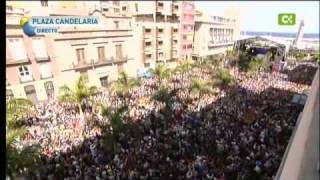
[19,75,34,83]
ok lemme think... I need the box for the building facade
[128,1,184,69]
[192,10,239,60]
[6,1,139,103]
[6,1,240,104]
[6,5,59,104]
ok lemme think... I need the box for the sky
[195,1,320,34]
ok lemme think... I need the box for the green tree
[153,85,177,114]
[150,63,171,87]
[189,78,212,99]
[111,71,140,110]
[226,49,239,67]
[174,60,194,82]
[6,98,42,178]
[58,76,97,116]
[213,68,236,89]
[238,52,253,72]
[100,105,127,155]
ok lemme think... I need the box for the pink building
[6,6,59,104]
[179,1,195,60]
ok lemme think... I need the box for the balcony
[113,55,129,63]
[72,58,113,70]
[19,75,34,83]
[156,14,165,23]
[144,29,153,39]
[6,56,31,66]
[35,55,51,62]
[144,45,153,52]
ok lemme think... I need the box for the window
[173,28,178,33]
[40,0,48,7]
[39,63,52,79]
[7,38,28,61]
[173,40,178,45]
[100,76,108,87]
[158,41,163,45]
[183,45,187,49]
[187,44,192,49]
[158,52,164,58]
[18,66,31,77]
[183,35,187,40]
[76,48,85,63]
[135,3,138,12]
[6,89,14,100]
[145,28,151,33]
[210,28,214,41]
[114,8,120,13]
[158,2,163,7]
[146,54,152,59]
[114,21,119,29]
[122,6,126,11]
[24,85,38,104]
[173,50,177,56]
[32,37,48,59]
[158,28,163,33]
[102,8,109,12]
[80,71,89,83]
[97,47,105,61]
[145,42,151,46]
[116,44,123,60]
[44,81,54,99]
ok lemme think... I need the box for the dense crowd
[14,63,317,180]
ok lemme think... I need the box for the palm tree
[100,105,127,155]
[153,85,178,128]
[6,98,42,178]
[111,71,140,109]
[174,59,193,83]
[213,68,236,89]
[150,63,171,87]
[153,85,177,113]
[58,76,98,116]
[189,78,212,99]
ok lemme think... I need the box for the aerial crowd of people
[14,61,317,180]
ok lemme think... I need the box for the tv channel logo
[278,13,296,25]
